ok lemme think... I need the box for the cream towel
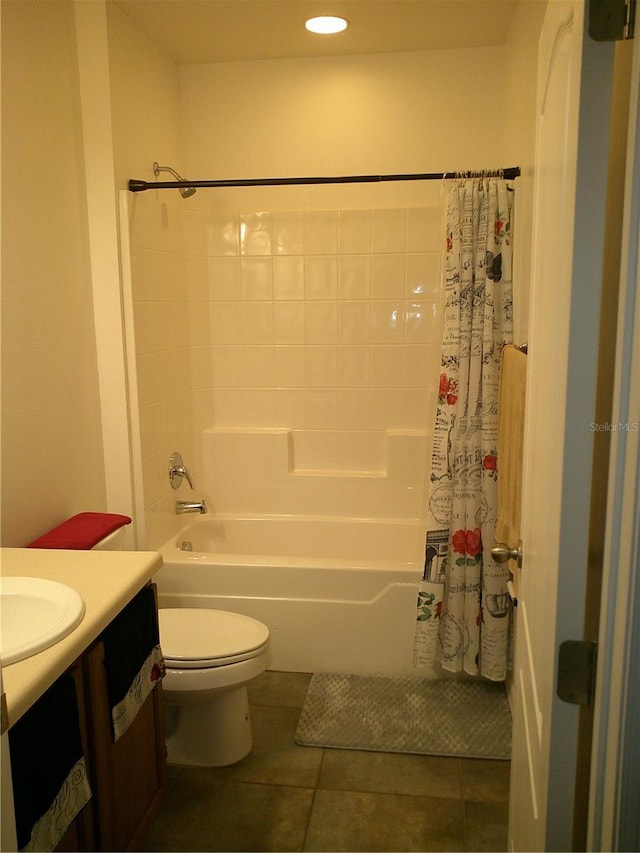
[495,344,527,598]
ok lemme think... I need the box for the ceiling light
[305,16,348,35]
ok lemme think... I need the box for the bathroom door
[507,1,616,850]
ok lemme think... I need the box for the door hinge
[557,640,598,706]
[589,0,635,40]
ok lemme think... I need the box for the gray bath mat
[295,673,511,760]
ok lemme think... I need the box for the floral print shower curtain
[414,177,514,681]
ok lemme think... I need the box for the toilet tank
[91,526,127,551]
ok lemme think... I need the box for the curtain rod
[128,167,520,193]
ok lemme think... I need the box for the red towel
[27,512,132,550]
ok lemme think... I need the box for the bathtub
[153,515,425,675]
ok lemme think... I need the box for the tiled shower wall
[130,196,209,547]
[205,206,443,472]
[129,195,444,544]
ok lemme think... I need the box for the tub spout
[175,500,207,515]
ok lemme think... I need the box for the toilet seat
[159,608,270,669]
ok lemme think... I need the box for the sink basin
[0,576,85,664]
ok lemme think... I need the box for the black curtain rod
[128,167,520,193]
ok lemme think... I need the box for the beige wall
[106,1,183,190]
[179,46,509,213]
[1,1,107,546]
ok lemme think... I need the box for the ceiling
[114,0,520,64]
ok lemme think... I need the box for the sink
[0,576,85,664]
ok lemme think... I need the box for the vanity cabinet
[9,583,166,853]
[2,548,164,853]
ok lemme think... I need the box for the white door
[508,2,615,850]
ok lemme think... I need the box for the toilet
[88,521,271,767]
[158,608,271,767]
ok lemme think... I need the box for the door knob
[491,540,523,568]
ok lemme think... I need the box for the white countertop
[0,547,163,727]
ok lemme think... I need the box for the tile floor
[141,671,510,852]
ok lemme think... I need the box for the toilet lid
[159,608,269,668]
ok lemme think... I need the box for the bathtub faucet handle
[169,451,194,490]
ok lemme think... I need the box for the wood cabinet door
[83,639,166,851]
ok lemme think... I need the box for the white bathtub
[153,515,425,675]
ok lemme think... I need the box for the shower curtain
[414,177,513,681]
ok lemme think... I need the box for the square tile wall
[129,195,212,545]
[208,207,443,472]
[129,199,444,536]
